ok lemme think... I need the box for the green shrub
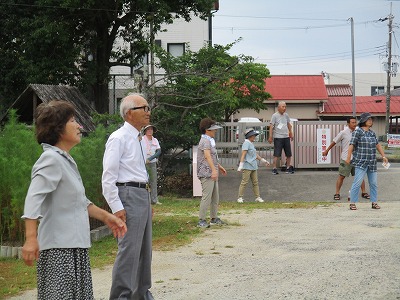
[162,172,193,197]
[0,111,41,244]
[0,110,197,243]
[71,125,113,208]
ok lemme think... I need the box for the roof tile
[264,75,328,100]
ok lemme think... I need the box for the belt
[116,182,149,189]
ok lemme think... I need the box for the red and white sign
[387,134,400,148]
[317,128,331,164]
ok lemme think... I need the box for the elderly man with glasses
[102,93,155,300]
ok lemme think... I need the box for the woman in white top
[141,124,161,204]
[22,100,126,300]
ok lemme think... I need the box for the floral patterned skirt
[37,248,94,300]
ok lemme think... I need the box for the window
[371,86,384,96]
[167,43,185,57]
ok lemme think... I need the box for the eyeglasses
[129,106,151,112]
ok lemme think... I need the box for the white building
[325,72,400,96]
[108,14,213,114]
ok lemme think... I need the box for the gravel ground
[11,202,400,300]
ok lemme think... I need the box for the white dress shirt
[102,122,148,213]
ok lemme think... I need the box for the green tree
[0,0,84,111]
[151,41,271,155]
[0,0,216,113]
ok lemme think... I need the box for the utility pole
[384,4,394,140]
[349,17,356,117]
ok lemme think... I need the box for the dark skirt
[37,248,94,300]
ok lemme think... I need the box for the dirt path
[9,202,400,300]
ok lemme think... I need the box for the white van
[236,117,267,142]
[238,117,262,123]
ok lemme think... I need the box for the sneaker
[155,201,162,205]
[286,166,294,174]
[272,168,279,175]
[197,219,210,228]
[255,197,264,203]
[237,197,244,203]
[210,218,226,225]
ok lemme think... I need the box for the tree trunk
[92,81,110,113]
[89,46,111,113]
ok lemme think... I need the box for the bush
[0,111,197,243]
[0,111,41,244]
[0,113,119,243]
[71,125,111,208]
[161,172,193,197]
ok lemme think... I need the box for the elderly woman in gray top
[22,100,127,300]
[196,117,227,228]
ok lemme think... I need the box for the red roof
[323,96,400,115]
[264,75,328,101]
[326,84,353,97]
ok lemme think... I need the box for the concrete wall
[155,16,210,54]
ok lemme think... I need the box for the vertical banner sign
[317,128,331,164]
[192,145,202,197]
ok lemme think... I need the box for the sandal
[361,193,370,199]
[349,203,357,210]
[371,202,380,209]
[334,194,341,201]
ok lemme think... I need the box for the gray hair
[119,93,145,118]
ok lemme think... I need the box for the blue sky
[212,0,400,75]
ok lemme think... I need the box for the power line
[215,14,348,22]
[257,46,385,62]
[213,18,381,32]
[214,23,351,31]
[253,46,385,67]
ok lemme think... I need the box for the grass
[0,197,330,299]
[383,146,400,161]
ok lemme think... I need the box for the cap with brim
[245,129,259,139]
[359,112,373,124]
[142,124,157,133]
[207,124,222,130]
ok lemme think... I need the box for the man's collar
[123,122,140,139]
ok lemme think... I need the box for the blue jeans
[350,166,377,203]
